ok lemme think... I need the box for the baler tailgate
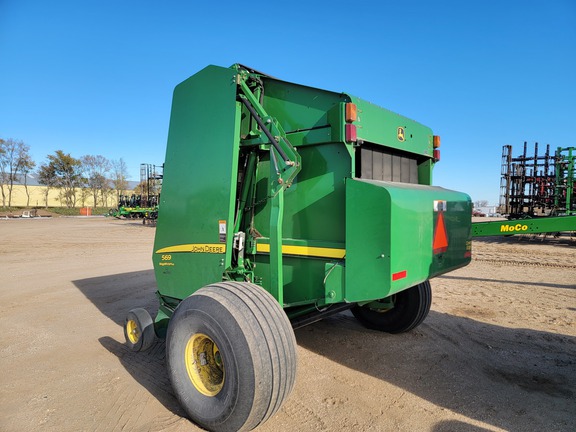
[345,178,471,303]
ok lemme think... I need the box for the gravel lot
[1,217,574,432]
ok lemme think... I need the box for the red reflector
[464,251,472,258]
[345,124,357,142]
[392,270,407,281]
[433,149,440,161]
[433,211,449,254]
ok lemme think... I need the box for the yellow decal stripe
[256,244,345,259]
[156,243,345,258]
[156,244,226,254]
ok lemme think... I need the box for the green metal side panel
[345,179,471,303]
[472,216,576,236]
[153,65,240,300]
[261,78,349,137]
[349,95,434,159]
[250,142,350,305]
[250,255,336,308]
[251,142,350,243]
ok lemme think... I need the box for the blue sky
[1,0,575,204]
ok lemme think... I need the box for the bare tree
[100,185,113,207]
[0,138,33,207]
[111,158,130,205]
[38,163,57,208]
[0,138,7,207]
[19,153,36,207]
[82,155,111,208]
[78,187,91,208]
[134,180,147,196]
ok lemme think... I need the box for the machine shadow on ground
[73,270,185,417]
[98,336,185,418]
[73,269,158,326]
[429,420,496,432]
[295,309,575,432]
[73,270,575,432]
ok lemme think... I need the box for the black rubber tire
[124,308,156,352]
[352,280,432,334]
[166,281,297,432]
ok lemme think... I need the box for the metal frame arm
[236,74,301,190]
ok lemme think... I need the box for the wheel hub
[185,333,224,397]
[126,319,140,343]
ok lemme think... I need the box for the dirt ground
[0,217,574,432]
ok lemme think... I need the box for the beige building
[1,174,141,208]
[0,181,136,208]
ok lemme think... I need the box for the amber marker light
[345,103,357,122]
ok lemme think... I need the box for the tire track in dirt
[94,339,186,432]
[281,399,328,431]
[473,258,576,269]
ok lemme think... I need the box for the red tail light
[345,124,357,142]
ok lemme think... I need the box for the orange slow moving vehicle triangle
[433,211,449,254]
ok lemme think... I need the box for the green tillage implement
[123,64,472,432]
[472,215,576,237]
[108,205,158,219]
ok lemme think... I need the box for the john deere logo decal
[397,127,405,142]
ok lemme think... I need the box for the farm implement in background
[108,163,162,224]
[473,143,576,239]
[472,215,576,237]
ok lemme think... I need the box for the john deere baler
[124,64,472,432]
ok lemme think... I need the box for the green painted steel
[152,66,241,300]
[348,96,435,166]
[346,179,471,302]
[152,64,472,321]
[555,147,575,215]
[472,216,576,237]
[107,205,158,219]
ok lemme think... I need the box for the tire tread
[167,282,297,432]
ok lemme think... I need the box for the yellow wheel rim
[185,333,224,397]
[126,319,140,344]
